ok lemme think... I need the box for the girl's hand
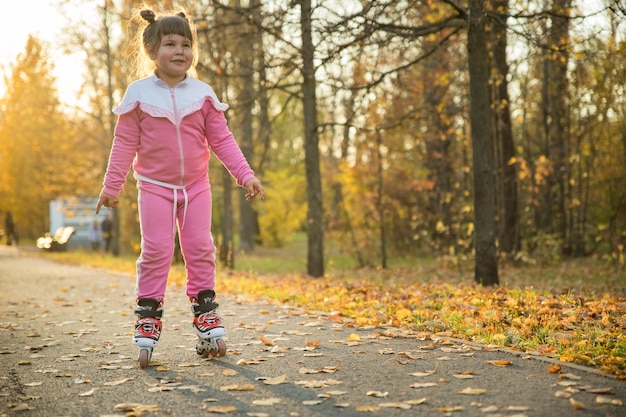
[244,177,265,201]
[96,192,119,214]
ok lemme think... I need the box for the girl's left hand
[244,177,265,201]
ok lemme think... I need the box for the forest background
[0,0,625,281]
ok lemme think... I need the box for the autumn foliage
[213,265,626,376]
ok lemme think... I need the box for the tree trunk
[300,0,324,277]
[468,0,499,285]
[237,0,257,252]
[491,0,519,255]
[376,130,387,269]
[545,0,572,254]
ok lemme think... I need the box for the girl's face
[151,34,193,87]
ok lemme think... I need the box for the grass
[33,242,626,376]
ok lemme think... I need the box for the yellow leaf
[355,405,380,412]
[347,333,361,342]
[485,360,512,367]
[263,374,287,385]
[204,404,237,414]
[458,387,487,395]
[395,308,412,321]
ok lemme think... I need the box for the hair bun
[176,12,187,20]
[140,9,156,23]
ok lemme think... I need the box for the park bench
[36,226,76,252]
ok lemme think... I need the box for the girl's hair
[129,7,198,79]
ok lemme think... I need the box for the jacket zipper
[170,87,185,186]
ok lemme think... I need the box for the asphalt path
[0,246,624,417]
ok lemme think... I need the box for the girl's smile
[152,34,193,87]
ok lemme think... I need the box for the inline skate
[191,290,227,357]
[132,298,163,368]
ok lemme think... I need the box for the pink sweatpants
[135,178,215,302]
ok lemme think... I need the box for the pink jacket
[102,74,255,197]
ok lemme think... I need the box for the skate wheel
[138,348,150,368]
[215,338,227,357]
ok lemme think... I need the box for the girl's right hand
[96,192,119,214]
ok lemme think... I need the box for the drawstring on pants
[135,174,189,235]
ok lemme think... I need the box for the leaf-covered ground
[42,251,626,376]
[210,263,626,376]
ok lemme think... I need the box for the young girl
[96,8,264,368]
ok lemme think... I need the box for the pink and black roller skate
[132,298,163,368]
[191,290,227,357]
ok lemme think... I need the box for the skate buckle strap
[135,298,163,319]
[192,300,219,314]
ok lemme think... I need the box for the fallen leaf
[347,333,361,342]
[366,390,388,398]
[299,368,321,374]
[558,373,581,380]
[8,403,34,411]
[410,382,438,389]
[506,406,530,411]
[177,385,207,393]
[355,405,380,412]
[569,397,586,410]
[78,388,96,397]
[555,390,571,398]
[548,364,562,373]
[103,377,135,387]
[438,406,463,412]
[295,379,343,388]
[114,403,159,413]
[380,402,412,409]
[306,340,321,348]
[74,375,92,384]
[595,396,623,406]
[259,336,274,346]
[485,360,512,367]
[204,404,237,413]
[263,374,287,385]
[409,371,436,377]
[303,400,323,405]
[404,398,428,405]
[585,387,614,394]
[481,405,499,412]
[458,387,487,395]
[220,384,255,392]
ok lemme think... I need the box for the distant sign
[50,197,108,249]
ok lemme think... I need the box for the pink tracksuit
[102,74,256,302]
